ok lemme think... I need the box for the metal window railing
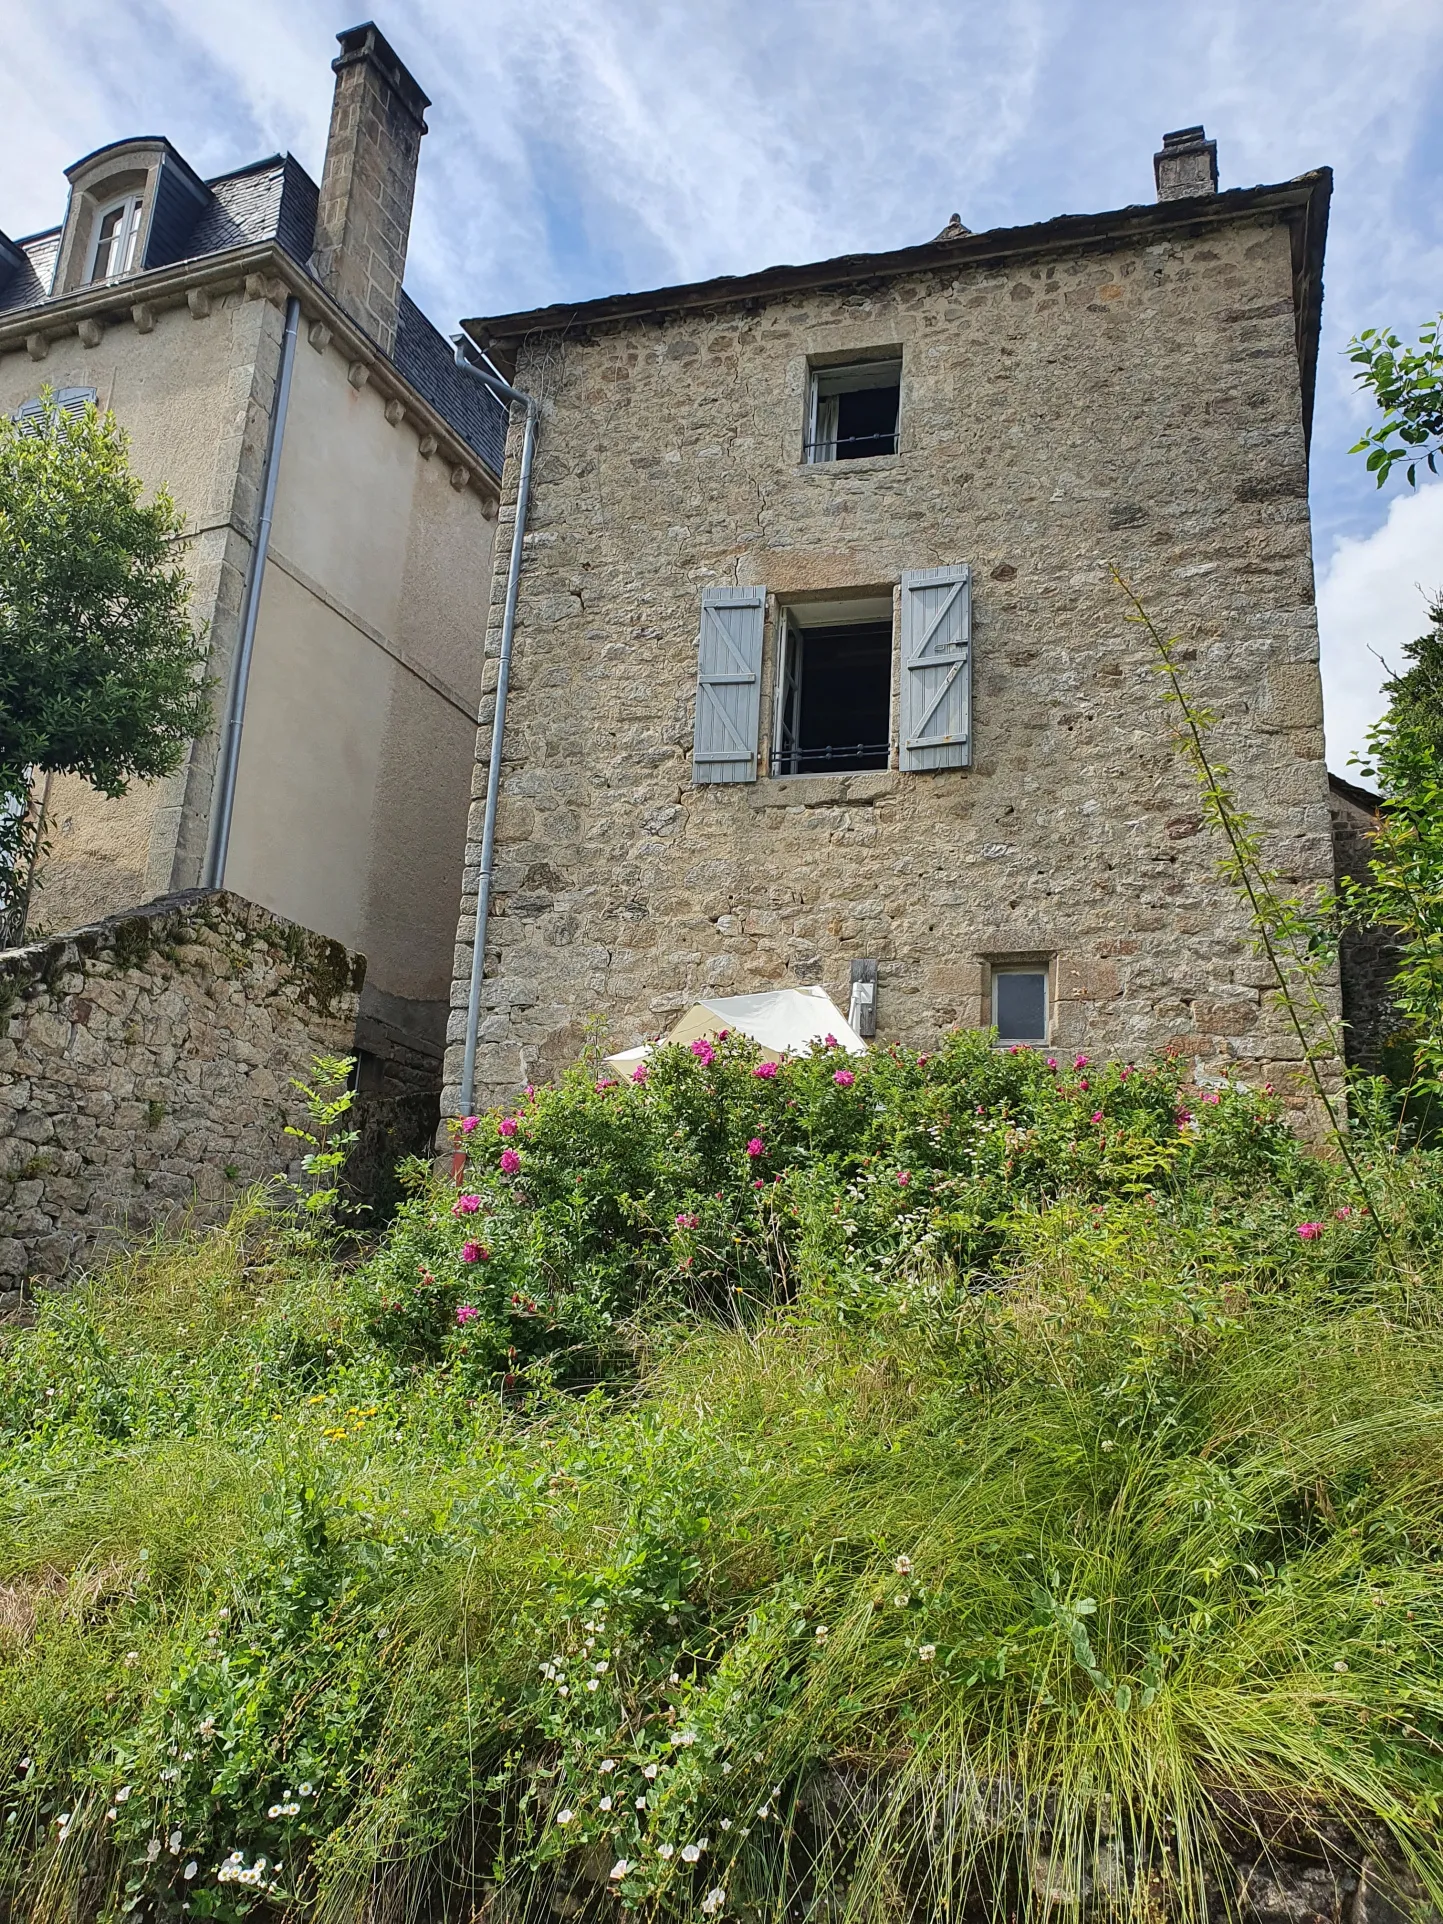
[803,430,899,461]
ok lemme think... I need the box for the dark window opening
[806,358,901,462]
[775,618,892,774]
[993,970,1048,1044]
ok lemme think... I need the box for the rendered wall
[0,889,362,1293]
[446,210,1337,1117]
[224,333,493,1015]
[0,289,283,928]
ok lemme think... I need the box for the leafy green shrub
[359,1032,1325,1387]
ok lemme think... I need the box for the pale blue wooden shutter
[899,565,971,771]
[692,586,765,784]
[11,388,94,438]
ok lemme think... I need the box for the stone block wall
[0,890,363,1292]
[446,195,1339,1118]
[1329,774,1401,1074]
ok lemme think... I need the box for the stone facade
[0,891,362,1292]
[445,162,1338,1118]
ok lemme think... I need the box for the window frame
[86,194,145,284]
[988,960,1053,1047]
[769,595,897,778]
[803,354,903,466]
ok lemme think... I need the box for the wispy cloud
[4,0,1441,772]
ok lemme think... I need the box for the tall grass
[1,1048,1442,1922]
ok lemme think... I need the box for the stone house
[0,23,504,1121]
[446,128,1346,1117]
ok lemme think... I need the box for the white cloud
[1317,480,1443,777]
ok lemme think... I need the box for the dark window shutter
[899,565,971,771]
[692,587,766,784]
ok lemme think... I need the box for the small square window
[773,601,893,774]
[993,968,1048,1044]
[805,357,901,463]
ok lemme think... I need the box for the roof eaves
[464,170,1332,440]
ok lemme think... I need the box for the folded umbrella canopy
[605,984,867,1075]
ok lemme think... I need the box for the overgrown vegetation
[3,1033,1442,1924]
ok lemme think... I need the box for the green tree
[1349,317,1443,488]
[0,391,211,938]
[1376,594,1443,762]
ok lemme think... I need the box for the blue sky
[5,0,1442,773]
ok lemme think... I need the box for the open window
[805,356,901,463]
[991,964,1051,1045]
[87,195,144,282]
[773,597,893,775]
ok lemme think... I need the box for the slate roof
[0,152,505,478]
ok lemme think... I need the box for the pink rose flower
[824,1033,838,1048]
[500,1147,521,1176]
[675,1212,700,1230]
[746,1138,765,1159]
[452,1193,482,1217]
[753,1062,779,1080]
[1335,1205,1353,1219]
[1091,1111,1103,1123]
[897,1171,911,1187]
[461,1242,489,1264]
[461,1115,480,1134]
[833,1069,855,1087]
[1296,1222,1323,1242]
[498,1117,519,1138]
[1074,1055,1089,1069]
[690,1039,715,1066]
[456,1303,479,1325]
[1046,1058,1058,1071]
[632,1062,649,1084]
[1176,1109,1193,1127]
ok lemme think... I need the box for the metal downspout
[452,338,540,1119]
[203,294,301,889]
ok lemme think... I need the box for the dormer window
[88,196,144,282]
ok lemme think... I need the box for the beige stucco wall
[224,334,494,1008]
[446,208,1338,1116]
[1,288,282,930]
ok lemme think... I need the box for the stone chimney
[1154,126,1219,201]
[311,22,429,356]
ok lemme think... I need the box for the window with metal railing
[773,611,893,775]
[804,356,901,463]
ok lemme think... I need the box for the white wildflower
[558,1685,569,1697]
[757,1805,770,1819]
[594,1661,609,1674]
[636,1796,647,1810]
[169,1829,183,1854]
[643,1763,659,1779]
[702,1888,727,1914]
[269,1805,283,1819]
[217,1607,231,1620]
[721,1819,731,1831]
[1334,1660,1349,1673]
[919,1645,937,1663]
[682,1842,704,1862]
[183,1860,197,1880]
[893,1594,909,1608]
[298,1783,313,1798]
[894,1555,912,1576]
[600,1758,617,1773]
[114,1785,131,1803]
[814,1625,829,1642]
[600,1797,613,1812]
[146,1838,162,1862]
[609,1859,632,1881]
[657,1843,674,1860]
[586,1679,600,1692]
[556,1809,575,1827]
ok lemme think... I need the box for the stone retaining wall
[0,890,363,1292]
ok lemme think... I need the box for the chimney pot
[311,21,430,356]
[1154,125,1218,201]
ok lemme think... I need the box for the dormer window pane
[88,197,143,282]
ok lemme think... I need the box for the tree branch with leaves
[0,390,211,940]
[1349,318,1443,489]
